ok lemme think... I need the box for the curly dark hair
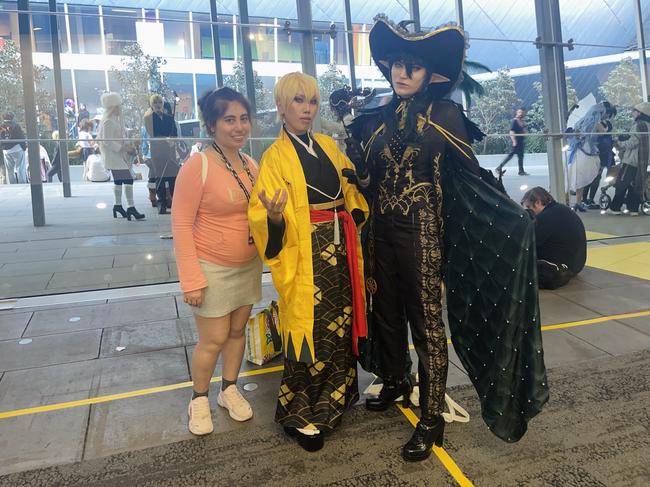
[521,186,554,207]
[197,87,251,137]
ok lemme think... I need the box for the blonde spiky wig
[149,94,164,106]
[274,72,320,122]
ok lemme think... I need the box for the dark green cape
[353,102,549,442]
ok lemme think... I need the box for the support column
[296,0,316,77]
[455,0,464,27]
[634,0,649,101]
[549,0,568,126]
[343,0,357,89]
[49,0,71,197]
[237,0,256,114]
[535,0,567,203]
[296,0,319,131]
[209,0,224,87]
[18,0,45,226]
[408,0,421,31]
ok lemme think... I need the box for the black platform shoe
[112,205,128,219]
[283,427,324,452]
[126,206,145,221]
[402,416,445,462]
[366,376,412,411]
[158,204,169,215]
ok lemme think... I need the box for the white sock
[124,184,135,207]
[113,184,123,206]
[297,427,320,436]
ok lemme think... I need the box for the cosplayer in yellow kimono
[249,72,368,452]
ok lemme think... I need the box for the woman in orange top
[172,87,261,436]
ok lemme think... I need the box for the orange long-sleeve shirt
[172,150,259,293]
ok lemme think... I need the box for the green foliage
[600,57,642,131]
[317,63,350,136]
[0,40,53,135]
[470,68,521,154]
[224,60,274,135]
[527,76,578,134]
[110,43,169,134]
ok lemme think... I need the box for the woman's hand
[184,289,204,307]
[259,189,288,225]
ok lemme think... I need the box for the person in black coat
[344,15,548,461]
[521,187,586,289]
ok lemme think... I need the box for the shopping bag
[245,301,282,365]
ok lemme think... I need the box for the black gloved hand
[342,168,359,187]
[344,137,368,177]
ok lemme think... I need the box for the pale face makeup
[391,60,429,97]
[282,91,318,135]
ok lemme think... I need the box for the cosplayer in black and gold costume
[345,16,549,461]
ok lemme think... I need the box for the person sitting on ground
[85,147,111,182]
[521,187,586,289]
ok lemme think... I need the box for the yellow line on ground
[0,311,648,421]
[0,365,284,420]
[541,309,650,331]
[397,404,475,487]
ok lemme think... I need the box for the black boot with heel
[366,376,412,411]
[402,415,445,462]
[113,205,127,219]
[126,207,145,221]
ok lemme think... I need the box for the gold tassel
[333,209,340,245]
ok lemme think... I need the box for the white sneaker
[628,211,639,216]
[188,396,214,435]
[217,385,253,421]
[605,209,621,215]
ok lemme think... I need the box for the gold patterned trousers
[371,207,448,418]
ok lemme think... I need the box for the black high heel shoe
[366,376,412,411]
[126,207,145,221]
[113,205,128,219]
[283,427,324,452]
[402,416,445,462]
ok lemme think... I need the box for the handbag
[245,301,283,365]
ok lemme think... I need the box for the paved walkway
[1,171,647,299]
[0,235,648,483]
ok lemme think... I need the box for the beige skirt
[194,256,263,318]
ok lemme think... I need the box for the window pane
[103,6,138,55]
[68,5,101,54]
[74,69,105,116]
[160,9,191,59]
[164,72,195,121]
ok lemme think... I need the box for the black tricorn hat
[369,15,466,91]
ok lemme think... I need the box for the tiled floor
[0,259,648,477]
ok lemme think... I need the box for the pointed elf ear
[429,72,450,84]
